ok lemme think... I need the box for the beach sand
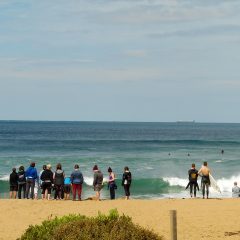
[0,198,239,240]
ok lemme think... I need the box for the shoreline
[0,198,239,240]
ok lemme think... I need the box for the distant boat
[176,120,196,123]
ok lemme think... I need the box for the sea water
[0,121,240,199]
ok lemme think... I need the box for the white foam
[84,176,108,186]
[216,174,240,193]
[163,177,188,187]
[0,175,9,181]
[163,175,240,198]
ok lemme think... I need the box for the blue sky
[1,0,240,122]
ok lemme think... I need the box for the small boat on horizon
[176,120,196,123]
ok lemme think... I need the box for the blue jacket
[25,167,38,179]
[71,170,83,184]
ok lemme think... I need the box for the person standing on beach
[70,164,84,201]
[39,165,46,199]
[17,166,26,199]
[64,176,71,200]
[93,165,103,201]
[107,167,117,200]
[232,182,240,198]
[53,163,65,200]
[9,168,18,199]
[186,163,199,198]
[122,166,132,200]
[198,161,210,199]
[40,164,53,200]
[25,162,38,199]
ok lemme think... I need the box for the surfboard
[209,173,221,193]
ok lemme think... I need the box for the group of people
[186,161,211,199]
[9,162,132,201]
[186,161,240,198]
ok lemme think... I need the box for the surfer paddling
[198,161,210,199]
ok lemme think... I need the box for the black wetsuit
[187,168,199,197]
[201,175,210,198]
[122,171,132,197]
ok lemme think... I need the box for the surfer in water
[186,163,199,198]
[198,161,210,199]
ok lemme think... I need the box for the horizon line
[0,119,240,124]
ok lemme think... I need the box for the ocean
[0,121,240,199]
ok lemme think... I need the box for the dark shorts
[94,184,102,192]
[64,185,71,194]
[10,185,18,191]
[41,182,52,194]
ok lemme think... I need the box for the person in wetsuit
[198,161,210,199]
[186,163,199,198]
[122,166,132,200]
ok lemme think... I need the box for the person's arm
[40,171,45,181]
[34,169,38,179]
[122,173,125,186]
[80,173,84,184]
[129,172,132,185]
[93,173,97,186]
[50,172,53,183]
[70,172,74,183]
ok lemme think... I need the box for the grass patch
[19,209,162,240]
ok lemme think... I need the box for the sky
[1,0,240,122]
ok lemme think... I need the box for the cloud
[148,24,240,39]
[123,50,147,58]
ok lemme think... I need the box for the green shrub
[19,209,162,240]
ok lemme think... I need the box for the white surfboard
[209,173,221,193]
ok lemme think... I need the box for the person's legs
[110,185,115,199]
[9,189,13,199]
[206,183,209,198]
[47,183,51,200]
[124,185,130,200]
[189,183,193,197]
[30,179,35,199]
[193,183,197,197]
[23,184,26,199]
[13,190,17,199]
[18,184,22,199]
[26,180,30,199]
[60,185,64,199]
[202,182,206,198]
[77,184,82,200]
[95,191,100,200]
[72,184,77,200]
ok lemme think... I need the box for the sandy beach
[0,198,239,240]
